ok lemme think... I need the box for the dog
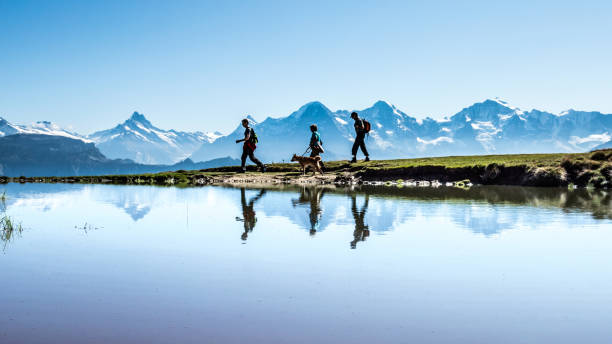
[291,154,324,175]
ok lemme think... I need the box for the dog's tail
[314,156,321,161]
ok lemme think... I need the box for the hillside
[0,134,238,177]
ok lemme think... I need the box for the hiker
[309,124,325,170]
[350,111,370,163]
[235,188,266,241]
[235,118,266,173]
[350,193,370,249]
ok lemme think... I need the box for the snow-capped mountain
[0,117,88,142]
[88,112,219,165]
[3,99,611,168]
[190,99,612,162]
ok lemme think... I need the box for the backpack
[363,119,371,133]
[249,128,259,144]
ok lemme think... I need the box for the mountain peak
[372,100,394,110]
[245,115,258,124]
[125,112,154,128]
[299,101,330,112]
[129,111,147,121]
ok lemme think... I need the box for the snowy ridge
[0,117,90,142]
[88,112,216,164]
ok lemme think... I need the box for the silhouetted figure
[309,124,325,170]
[235,118,266,173]
[292,187,325,236]
[235,188,266,241]
[350,194,370,249]
[350,111,370,163]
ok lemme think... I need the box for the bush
[590,151,607,161]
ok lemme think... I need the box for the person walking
[309,124,325,170]
[350,111,370,163]
[235,118,266,173]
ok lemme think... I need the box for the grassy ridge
[2,150,611,188]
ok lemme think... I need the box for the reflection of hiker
[309,124,325,170]
[292,187,325,236]
[350,194,370,249]
[235,118,266,173]
[350,112,370,163]
[235,188,266,241]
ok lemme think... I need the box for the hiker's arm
[236,131,250,143]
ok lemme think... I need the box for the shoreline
[2,151,611,189]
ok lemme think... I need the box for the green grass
[5,150,611,188]
[346,153,575,169]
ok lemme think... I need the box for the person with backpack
[350,111,370,163]
[309,124,325,170]
[235,118,266,173]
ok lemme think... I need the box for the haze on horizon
[1,0,611,134]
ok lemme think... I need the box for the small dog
[291,154,324,175]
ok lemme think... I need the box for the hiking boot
[364,156,370,162]
[238,169,247,173]
[350,157,357,163]
[260,165,267,173]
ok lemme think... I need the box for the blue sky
[1,0,611,134]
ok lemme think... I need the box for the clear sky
[1,0,611,134]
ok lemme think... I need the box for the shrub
[590,151,607,161]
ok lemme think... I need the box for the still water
[1,183,611,343]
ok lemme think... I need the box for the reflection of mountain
[0,184,156,221]
[115,202,151,221]
[450,205,524,237]
[237,184,612,236]
[2,183,610,235]
[266,187,400,233]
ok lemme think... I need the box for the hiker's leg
[248,149,263,168]
[358,134,369,156]
[241,147,248,170]
[351,139,359,157]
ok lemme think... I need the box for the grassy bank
[2,150,611,188]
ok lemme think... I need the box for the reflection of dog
[291,154,324,175]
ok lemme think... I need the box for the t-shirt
[310,131,321,147]
[354,118,365,134]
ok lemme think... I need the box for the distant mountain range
[192,99,612,162]
[1,99,611,175]
[89,112,221,165]
[0,134,238,177]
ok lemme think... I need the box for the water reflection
[1,184,610,240]
[350,194,370,249]
[1,183,611,344]
[291,187,325,236]
[236,188,266,241]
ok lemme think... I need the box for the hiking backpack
[249,128,259,144]
[363,119,371,133]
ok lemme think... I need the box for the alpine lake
[1,183,611,343]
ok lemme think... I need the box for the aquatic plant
[1,215,23,252]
